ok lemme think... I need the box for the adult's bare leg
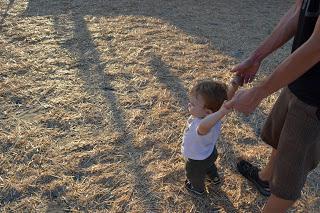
[263,194,295,213]
[259,148,277,181]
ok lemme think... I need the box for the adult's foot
[237,160,271,197]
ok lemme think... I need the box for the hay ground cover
[0,0,319,212]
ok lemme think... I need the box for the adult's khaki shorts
[261,87,320,200]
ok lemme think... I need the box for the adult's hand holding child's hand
[225,87,266,115]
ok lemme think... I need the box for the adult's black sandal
[237,160,271,197]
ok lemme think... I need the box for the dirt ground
[0,0,319,212]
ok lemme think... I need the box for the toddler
[182,76,242,195]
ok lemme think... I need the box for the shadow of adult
[23,0,285,147]
[19,2,163,211]
[21,0,295,211]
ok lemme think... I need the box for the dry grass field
[0,0,319,212]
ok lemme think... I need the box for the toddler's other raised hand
[231,57,261,84]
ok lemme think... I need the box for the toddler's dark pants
[185,146,218,191]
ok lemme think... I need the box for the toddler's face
[188,95,208,118]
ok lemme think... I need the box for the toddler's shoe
[185,180,205,195]
[207,168,222,185]
[207,175,221,185]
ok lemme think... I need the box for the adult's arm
[250,0,303,62]
[259,16,320,96]
[232,0,303,83]
[226,16,320,114]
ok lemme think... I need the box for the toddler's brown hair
[190,80,228,112]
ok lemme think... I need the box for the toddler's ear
[205,108,213,115]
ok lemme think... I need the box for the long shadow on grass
[0,0,14,30]
[149,55,189,109]
[47,13,162,212]
[22,0,277,142]
[22,0,288,211]
[22,0,278,150]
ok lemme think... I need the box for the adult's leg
[238,88,319,203]
[259,148,277,182]
[259,89,289,182]
[237,89,289,196]
[265,90,320,210]
[263,194,295,213]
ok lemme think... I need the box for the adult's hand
[231,57,261,84]
[225,86,266,115]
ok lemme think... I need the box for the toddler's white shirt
[181,116,221,160]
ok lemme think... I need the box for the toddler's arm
[197,75,243,135]
[227,75,244,100]
[197,102,231,135]
[197,75,244,135]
